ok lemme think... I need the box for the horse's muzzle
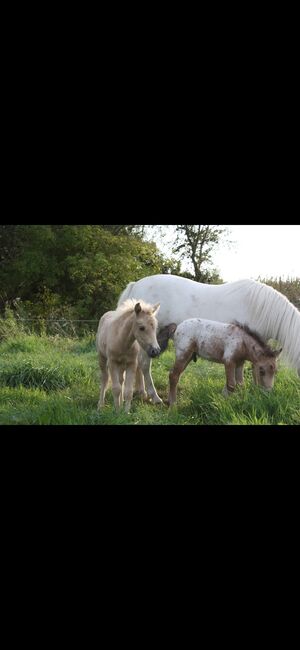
[148,345,161,358]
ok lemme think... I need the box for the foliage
[0,305,24,341]
[101,225,146,237]
[257,276,300,309]
[0,225,177,333]
[172,225,227,282]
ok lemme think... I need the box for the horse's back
[174,318,242,364]
[96,310,115,354]
[121,274,249,326]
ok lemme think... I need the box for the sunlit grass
[0,333,299,425]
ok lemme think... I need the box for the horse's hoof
[134,390,148,401]
[152,395,163,404]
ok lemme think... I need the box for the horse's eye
[259,368,265,376]
[139,326,145,331]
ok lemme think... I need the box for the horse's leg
[235,362,244,386]
[109,362,122,411]
[124,361,138,413]
[98,354,109,409]
[119,367,125,404]
[223,362,236,396]
[168,354,191,407]
[138,348,162,404]
[134,364,147,401]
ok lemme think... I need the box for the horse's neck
[242,333,260,362]
[115,311,136,349]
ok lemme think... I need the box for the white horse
[118,274,300,403]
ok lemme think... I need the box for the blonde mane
[113,298,156,320]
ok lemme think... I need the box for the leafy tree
[0,225,178,331]
[257,276,300,309]
[172,225,228,282]
[0,224,57,304]
[101,225,146,237]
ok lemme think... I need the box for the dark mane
[232,321,276,357]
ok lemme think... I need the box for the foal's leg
[119,367,125,404]
[134,364,147,400]
[168,354,191,407]
[109,362,123,411]
[235,362,245,386]
[138,348,162,404]
[223,362,236,396]
[124,360,138,413]
[98,354,109,409]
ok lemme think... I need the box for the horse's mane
[113,298,156,319]
[232,321,276,357]
[226,279,300,371]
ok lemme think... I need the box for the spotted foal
[168,319,282,406]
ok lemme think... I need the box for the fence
[9,318,100,337]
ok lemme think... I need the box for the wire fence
[1,317,101,337]
[16,319,99,322]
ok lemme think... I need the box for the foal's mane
[232,321,276,357]
[113,298,155,319]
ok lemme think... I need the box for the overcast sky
[151,225,300,282]
[213,225,300,281]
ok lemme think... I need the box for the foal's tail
[117,281,136,306]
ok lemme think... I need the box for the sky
[213,225,300,282]
[151,225,300,282]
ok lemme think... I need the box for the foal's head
[132,301,161,358]
[234,322,282,391]
[252,347,282,390]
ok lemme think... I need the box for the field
[0,331,299,426]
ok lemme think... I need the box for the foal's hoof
[222,387,234,397]
[133,390,148,401]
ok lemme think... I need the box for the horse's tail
[117,281,136,306]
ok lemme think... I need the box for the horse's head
[133,301,161,358]
[252,347,282,390]
[157,323,177,352]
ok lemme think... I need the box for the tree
[101,225,146,237]
[257,276,300,310]
[0,225,179,329]
[172,225,228,282]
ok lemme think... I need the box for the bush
[0,306,24,341]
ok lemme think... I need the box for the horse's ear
[274,347,282,358]
[252,344,263,358]
[152,303,160,315]
[135,302,142,314]
[169,323,177,337]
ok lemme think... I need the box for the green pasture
[0,332,299,425]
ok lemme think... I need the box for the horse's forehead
[137,313,154,324]
[260,357,276,367]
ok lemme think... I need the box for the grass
[0,333,299,425]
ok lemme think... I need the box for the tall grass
[0,332,299,425]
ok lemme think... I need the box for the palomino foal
[96,299,160,412]
[168,319,282,406]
